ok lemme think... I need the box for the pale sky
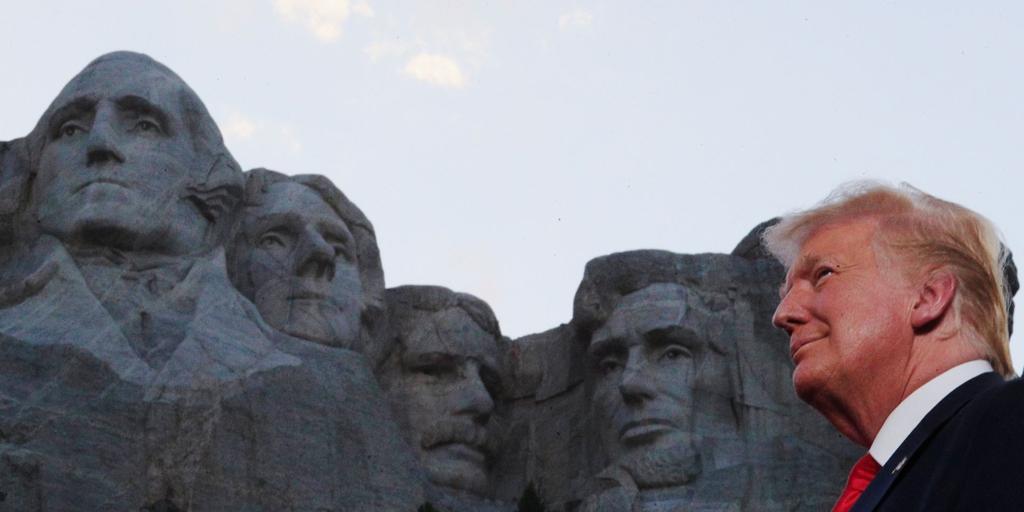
[2,1,1023,370]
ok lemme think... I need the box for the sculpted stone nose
[295,227,336,281]
[85,106,125,167]
[455,364,495,424]
[86,145,125,167]
[619,362,657,404]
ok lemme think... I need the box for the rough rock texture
[494,248,862,511]
[0,51,424,511]
[377,285,513,510]
[5,50,1003,512]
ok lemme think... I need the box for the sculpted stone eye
[135,119,161,133]
[259,234,285,248]
[600,358,622,374]
[332,244,353,262]
[60,124,83,138]
[663,347,690,361]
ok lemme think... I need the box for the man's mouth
[429,442,488,466]
[75,178,129,193]
[789,335,825,361]
[619,419,675,445]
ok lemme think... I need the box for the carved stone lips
[619,418,675,444]
[433,442,488,466]
[75,178,129,193]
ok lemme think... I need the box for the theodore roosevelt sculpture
[378,285,504,499]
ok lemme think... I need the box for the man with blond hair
[766,182,1024,511]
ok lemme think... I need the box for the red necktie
[832,453,882,512]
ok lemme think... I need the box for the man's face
[772,218,917,413]
[588,283,702,463]
[385,308,500,495]
[244,181,363,347]
[33,58,207,253]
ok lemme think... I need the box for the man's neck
[868,359,993,465]
[818,333,985,448]
[859,334,985,446]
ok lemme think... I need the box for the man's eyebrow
[47,97,96,131]
[251,211,302,233]
[644,325,701,350]
[588,335,624,359]
[779,254,821,299]
[115,95,172,132]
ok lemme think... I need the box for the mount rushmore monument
[0,51,923,511]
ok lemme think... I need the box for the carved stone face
[588,283,702,466]
[243,181,363,347]
[384,307,500,495]
[33,57,208,254]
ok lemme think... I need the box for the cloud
[558,8,593,30]
[351,0,373,17]
[220,112,302,154]
[403,53,466,89]
[223,113,258,142]
[273,0,373,42]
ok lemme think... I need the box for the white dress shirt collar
[868,359,993,466]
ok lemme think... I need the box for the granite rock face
[378,287,502,496]
[3,51,996,511]
[494,248,861,511]
[0,52,423,511]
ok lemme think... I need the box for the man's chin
[67,214,145,250]
[792,364,832,406]
[271,303,359,348]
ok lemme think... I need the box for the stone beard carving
[584,282,704,490]
[379,285,503,497]
[27,51,240,256]
[227,168,385,351]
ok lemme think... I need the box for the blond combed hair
[763,181,1014,378]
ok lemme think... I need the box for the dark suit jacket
[852,372,1024,511]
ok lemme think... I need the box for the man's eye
[599,358,623,374]
[259,233,286,249]
[134,119,162,134]
[332,244,354,262]
[814,266,834,282]
[661,346,691,362]
[59,123,86,138]
[415,364,454,379]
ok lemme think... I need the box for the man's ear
[911,270,957,330]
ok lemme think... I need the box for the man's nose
[86,105,125,166]
[619,359,657,404]
[772,288,810,335]
[294,226,336,281]
[453,363,495,424]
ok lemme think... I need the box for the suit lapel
[851,372,1004,512]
